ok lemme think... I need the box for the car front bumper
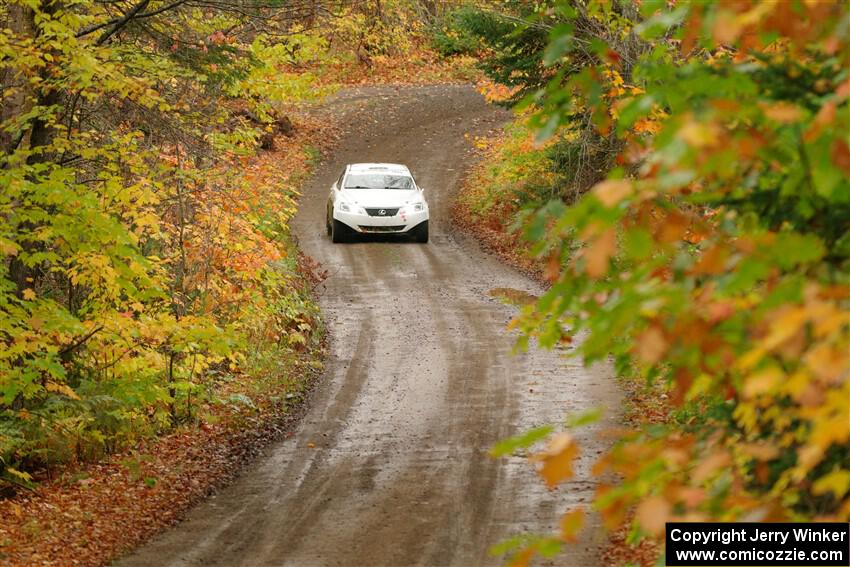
[334,209,428,233]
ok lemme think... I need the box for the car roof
[347,163,411,175]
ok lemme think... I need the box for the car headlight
[338,202,351,212]
[411,203,425,212]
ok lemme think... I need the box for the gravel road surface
[117,84,621,567]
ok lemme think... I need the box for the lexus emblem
[378,209,387,216]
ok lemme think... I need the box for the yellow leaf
[743,366,782,398]
[677,118,721,148]
[803,342,848,384]
[0,239,17,256]
[738,347,766,371]
[6,467,32,483]
[22,288,36,301]
[762,307,807,351]
[813,470,850,499]
[45,381,80,400]
[531,432,579,488]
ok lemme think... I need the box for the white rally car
[326,163,429,243]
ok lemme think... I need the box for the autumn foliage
[461,0,849,564]
[0,0,467,491]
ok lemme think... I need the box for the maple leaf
[593,179,632,208]
[559,508,584,542]
[531,433,579,488]
[584,228,616,279]
[692,244,728,275]
[544,252,561,282]
[636,496,670,536]
[635,326,667,366]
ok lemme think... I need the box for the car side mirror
[418,186,425,192]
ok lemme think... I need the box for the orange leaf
[560,508,584,542]
[803,342,848,384]
[804,101,836,142]
[655,210,689,243]
[508,547,535,567]
[677,486,707,508]
[762,101,802,123]
[539,252,560,283]
[711,9,741,44]
[692,450,731,484]
[597,484,628,530]
[593,179,632,208]
[635,325,668,365]
[831,139,850,175]
[531,432,579,488]
[585,228,616,278]
[636,496,671,536]
[692,244,728,275]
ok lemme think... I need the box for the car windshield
[344,173,414,190]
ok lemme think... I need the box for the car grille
[358,225,405,233]
[364,208,399,217]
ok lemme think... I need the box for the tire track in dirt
[117,84,622,567]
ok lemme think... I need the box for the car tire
[414,220,429,244]
[331,219,349,243]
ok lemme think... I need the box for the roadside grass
[452,118,557,280]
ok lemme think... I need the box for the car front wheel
[331,219,349,243]
[414,220,429,244]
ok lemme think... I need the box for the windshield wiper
[345,185,371,189]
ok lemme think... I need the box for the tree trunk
[0,5,35,156]
[6,0,63,298]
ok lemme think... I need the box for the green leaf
[490,425,553,457]
[566,407,603,429]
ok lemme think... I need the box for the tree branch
[59,325,105,358]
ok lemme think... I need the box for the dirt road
[118,84,621,567]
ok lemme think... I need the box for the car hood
[340,189,423,207]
